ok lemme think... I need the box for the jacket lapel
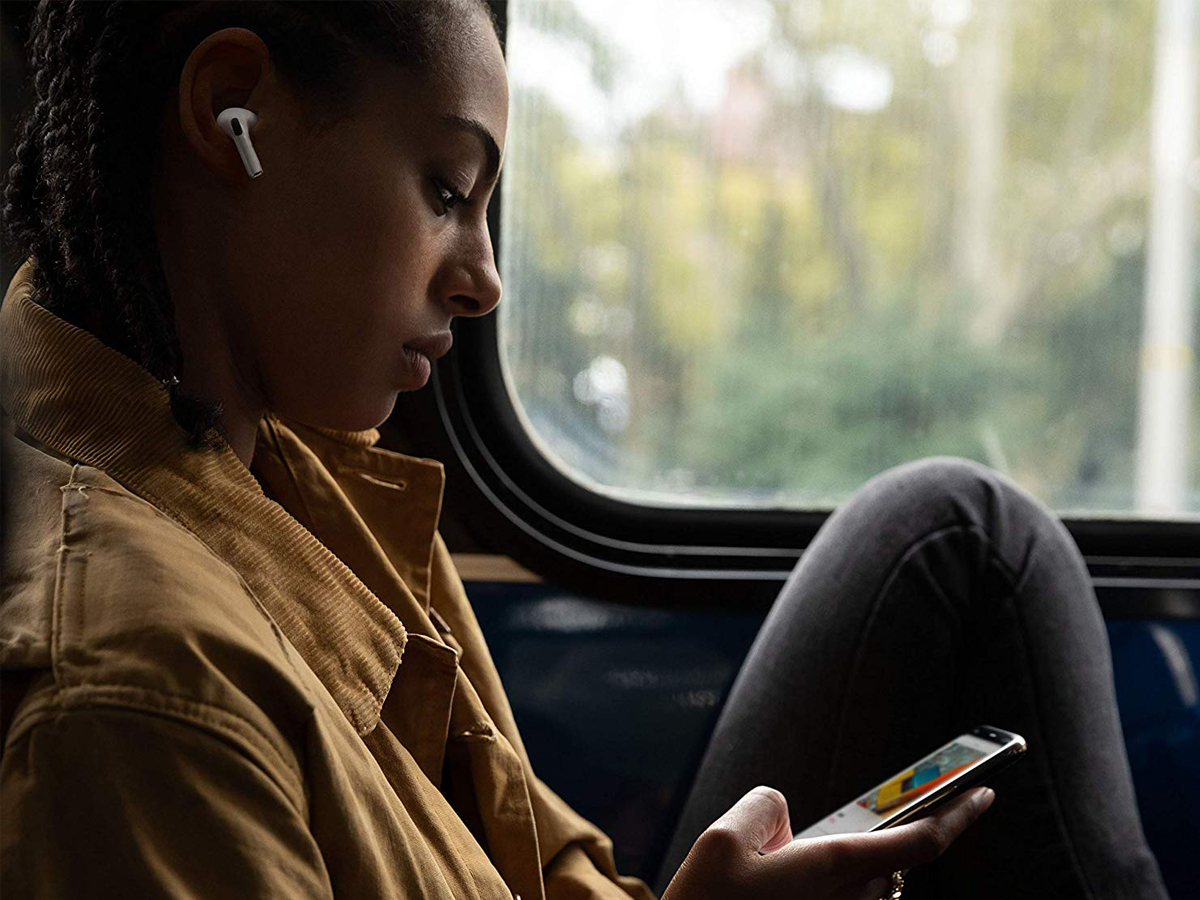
[250,414,463,785]
[447,672,545,900]
[259,415,549,900]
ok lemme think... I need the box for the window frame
[397,0,1200,617]
[413,300,1200,617]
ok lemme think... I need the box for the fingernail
[976,787,996,810]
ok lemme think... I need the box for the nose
[441,224,502,319]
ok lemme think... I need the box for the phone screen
[794,731,1011,839]
[858,739,987,815]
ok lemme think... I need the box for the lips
[403,331,454,361]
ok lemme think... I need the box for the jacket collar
[254,414,447,619]
[0,258,420,736]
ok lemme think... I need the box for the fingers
[665,786,994,900]
[766,786,994,891]
[845,787,996,874]
[707,785,793,855]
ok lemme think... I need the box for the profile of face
[152,3,508,443]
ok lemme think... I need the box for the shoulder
[1,430,312,781]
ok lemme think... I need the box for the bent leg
[654,457,1168,900]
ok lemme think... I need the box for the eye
[433,177,472,213]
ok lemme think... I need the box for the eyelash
[434,178,473,213]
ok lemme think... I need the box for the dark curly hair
[1,0,499,451]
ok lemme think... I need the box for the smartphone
[793,725,1027,839]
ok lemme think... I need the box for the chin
[282,391,400,435]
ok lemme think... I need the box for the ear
[175,27,271,183]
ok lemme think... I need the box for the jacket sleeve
[531,772,661,900]
[1,702,333,900]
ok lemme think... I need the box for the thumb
[708,786,793,855]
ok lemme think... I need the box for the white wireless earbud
[216,107,263,179]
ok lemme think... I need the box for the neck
[153,212,266,471]
[174,340,266,469]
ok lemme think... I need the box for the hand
[661,784,996,900]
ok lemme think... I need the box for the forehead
[414,10,508,147]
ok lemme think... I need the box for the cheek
[244,142,433,406]
[351,184,438,346]
[256,285,407,421]
[315,151,431,305]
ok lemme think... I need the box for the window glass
[498,0,1200,516]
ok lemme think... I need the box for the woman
[0,2,1169,899]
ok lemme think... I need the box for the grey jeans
[654,457,1170,900]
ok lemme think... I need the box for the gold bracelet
[876,869,904,900]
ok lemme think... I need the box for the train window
[497,0,1199,517]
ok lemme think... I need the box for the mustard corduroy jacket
[0,258,657,900]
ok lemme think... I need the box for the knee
[834,456,1059,554]
[849,455,1002,516]
[873,456,1004,507]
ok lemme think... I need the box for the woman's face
[155,7,508,435]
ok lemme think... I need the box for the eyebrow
[441,114,503,187]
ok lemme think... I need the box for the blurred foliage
[499,0,1199,514]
